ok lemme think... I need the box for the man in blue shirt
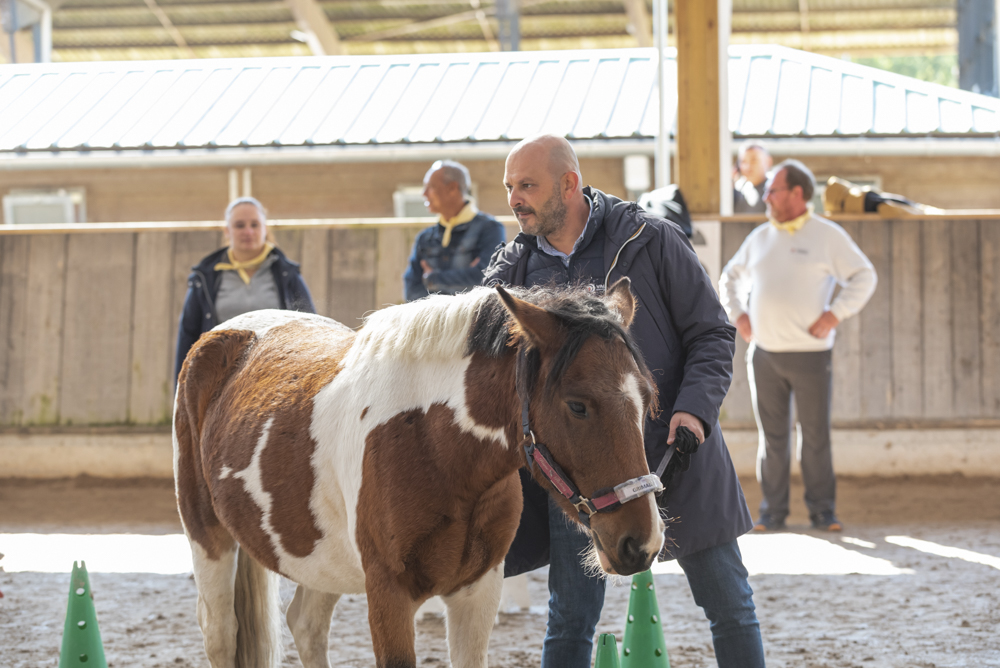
[403,159,505,301]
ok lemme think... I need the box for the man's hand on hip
[808,311,840,338]
[736,313,753,343]
[667,411,705,446]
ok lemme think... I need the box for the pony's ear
[496,286,559,348]
[605,277,636,328]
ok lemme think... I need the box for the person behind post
[175,196,316,379]
[719,159,877,533]
[484,134,765,668]
[403,159,505,301]
[733,142,773,214]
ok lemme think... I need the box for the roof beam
[141,0,196,58]
[623,0,652,47]
[347,0,550,43]
[470,0,500,52]
[284,0,343,56]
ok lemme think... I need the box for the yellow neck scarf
[770,204,813,235]
[215,242,275,285]
[439,202,478,247]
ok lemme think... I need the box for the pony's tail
[234,546,283,668]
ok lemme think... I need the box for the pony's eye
[567,401,588,418]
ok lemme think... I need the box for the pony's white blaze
[619,373,665,558]
[620,373,645,437]
[643,494,666,555]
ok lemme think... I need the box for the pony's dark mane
[465,285,651,396]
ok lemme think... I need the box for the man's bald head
[508,134,582,184]
[504,134,589,246]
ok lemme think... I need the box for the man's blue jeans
[542,496,765,668]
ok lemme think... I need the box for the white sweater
[719,215,877,352]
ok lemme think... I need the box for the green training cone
[620,569,670,667]
[60,561,107,668]
[593,633,621,668]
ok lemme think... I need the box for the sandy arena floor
[1,474,999,667]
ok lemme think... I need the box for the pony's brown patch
[175,328,256,560]
[464,351,519,432]
[361,406,369,420]
[356,398,522,602]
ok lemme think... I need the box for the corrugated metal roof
[0,45,997,163]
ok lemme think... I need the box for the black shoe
[752,513,786,532]
[810,511,842,532]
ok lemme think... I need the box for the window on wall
[393,186,428,218]
[393,183,479,218]
[2,188,87,224]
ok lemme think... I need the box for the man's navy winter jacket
[175,246,315,380]
[403,212,506,301]
[484,186,753,569]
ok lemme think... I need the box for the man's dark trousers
[749,345,835,521]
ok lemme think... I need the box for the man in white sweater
[719,159,877,532]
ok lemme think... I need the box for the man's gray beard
[531,189,568,238]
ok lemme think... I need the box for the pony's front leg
[366,566,420,668]
[286,584,340,668]
[442,564,503,668]
[191,541,239,668]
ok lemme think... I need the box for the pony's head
[492,279,665,576]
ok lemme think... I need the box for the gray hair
[774,159,815,202]
[426,160,472,197]
[225,196,267,223]
[738,141,770,160]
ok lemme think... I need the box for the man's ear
[496,286,559,349]
[561,171,580,199]
[605,277,636,328]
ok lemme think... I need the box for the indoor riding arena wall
[0,215,998,478]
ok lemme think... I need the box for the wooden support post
[675,0,731,214]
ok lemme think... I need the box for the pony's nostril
[619,535,641,563]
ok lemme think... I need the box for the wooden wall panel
[832,220,862,421]
[889,220,923,418]
[951,220,982,417]
[0,236,30,424]
[22,236,68,425]
[922,219,954,418]
[129,232,175,425]
[859,220,893,418]
[375,227,421,310]
[982,221,1000,415]
[59,234,135,424]
[328,229,377,327]
[298,229,330,317]
[0,217,996,427]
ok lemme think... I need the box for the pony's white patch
[215,309,348,337]
[219,466,233,480]
[620,373,645,437]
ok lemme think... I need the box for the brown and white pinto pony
[173,279,665,668]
